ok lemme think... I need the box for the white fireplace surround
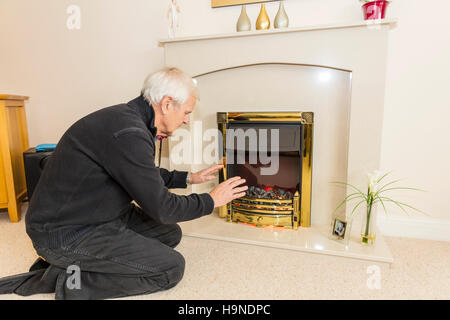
[159,20,397,263]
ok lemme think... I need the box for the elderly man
[0,68,247,299]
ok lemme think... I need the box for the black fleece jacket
[26,95,214,235]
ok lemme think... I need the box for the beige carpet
[0,205,449,300]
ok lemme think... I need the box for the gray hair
[141,67,199,106]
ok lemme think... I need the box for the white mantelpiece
[159,20,397,264]
[159,19,397,44]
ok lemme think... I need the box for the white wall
[379,0,450,240]
[1,0,449,239]
[0,0,168,143]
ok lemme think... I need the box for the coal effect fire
[245,185,295,200]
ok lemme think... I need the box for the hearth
[217,112,314,229]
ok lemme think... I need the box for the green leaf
[331,181,367,201]
[374,196,388,215]
[377,187,426,195]
[376,171,392,184]
[379,197,429,217]
[374,179,402,197]
[379,198,409,217]
[350,199,367,219]
[333,194,364,213]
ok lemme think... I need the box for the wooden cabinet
[0,95,30,222]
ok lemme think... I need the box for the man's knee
[159,224,182,248]
[168,224,182,248]
[164,251,185,289]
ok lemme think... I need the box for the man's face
[160,94,195,136]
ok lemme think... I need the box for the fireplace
[161,20,395,263]
[217,112,314,229]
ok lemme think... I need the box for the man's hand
[190,164,223,184]
[209,176,248,208]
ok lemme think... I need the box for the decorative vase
[236,5,251,32]
[256,3,270,30]
[274,1,289,28]
[361,204,377,245]
[362,0,390,20]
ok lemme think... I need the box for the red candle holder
[362,0,390,20]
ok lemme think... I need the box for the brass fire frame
[217,112,314,229]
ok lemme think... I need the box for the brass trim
[217,112,313,124]
[226,202,232,221]
[218,121,229,219]
[300,123,313,228]
[231,205,293,215]
[293,191,300,229]
[231,210,293,228]
[217,112,228,124]
[218,205,228,218]
[237,196,292,204]
[232,202,293,211]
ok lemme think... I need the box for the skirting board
[377,214,450,242]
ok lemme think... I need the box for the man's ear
[160,96,174,115]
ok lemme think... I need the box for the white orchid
[368,170,382,194]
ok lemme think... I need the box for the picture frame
[331,218,348,240]
[212,0,275,8]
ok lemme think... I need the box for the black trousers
[0,204,185,300]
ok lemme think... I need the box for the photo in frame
[332,218,348,240]
[212,0,275,8]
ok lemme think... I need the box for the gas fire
[245,185,296,200]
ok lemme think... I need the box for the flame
[241,222,257,227]
[263,225,285,230]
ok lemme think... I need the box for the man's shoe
[29,257,50,272]
[0,270,45,295]
[0,264,64,296]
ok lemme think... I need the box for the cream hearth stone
[159,20,396,264]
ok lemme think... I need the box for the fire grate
[217,112,313,229]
